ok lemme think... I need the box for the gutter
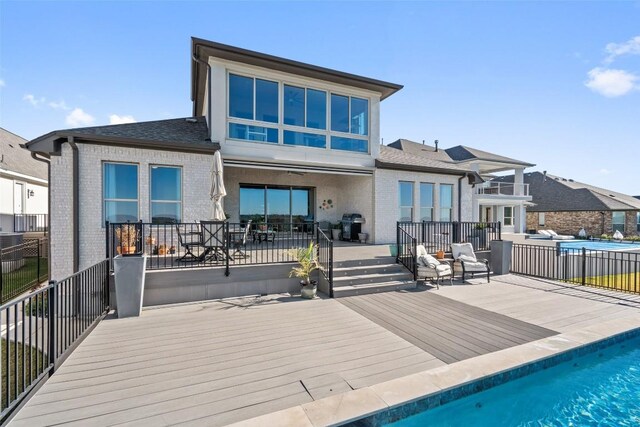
[192,45,213,130]
[458,174,467,222]
[30,152,52,278]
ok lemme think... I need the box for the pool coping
[228,315,640,427]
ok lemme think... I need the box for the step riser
[333,273,414,287]
[334,257,399,268]
[332,265,405,277]
[334,282,416,298]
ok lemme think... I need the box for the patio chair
[201,221,231,262]
[253,223,276,243]
[230,220,252,258]
[176,224,204,262]
[451,243,490,283]
[546,230,575,240]
[415,244,452,289]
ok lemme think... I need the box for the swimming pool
[559,240,640,252]
[386,336,640,426]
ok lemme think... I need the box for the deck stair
[331,255,415,297]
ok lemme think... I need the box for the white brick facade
[50,143,215,279]
[373,169,473,244]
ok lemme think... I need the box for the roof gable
[0,128,48,181]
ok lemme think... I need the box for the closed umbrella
[210,151,227,221]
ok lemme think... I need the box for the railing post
[0,246,4,299]
[37,239,41,282]
[581,247,586,286]
[329,239,334,298]
[412,237,417,281]
[452,221,460,244]
[105,221,110,261]
[498,221,502,240]
[396,222,400,263]
[48,280,57,372]
[225,221,230,277]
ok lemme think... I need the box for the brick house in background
[492,171,640,237]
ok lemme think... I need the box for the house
[493,171,640,237]
[0,128,48,239]
[385,139,534,233]
[26,38,533,282]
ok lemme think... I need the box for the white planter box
[114,255,147,318]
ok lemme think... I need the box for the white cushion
[538,230,552,236]
[416,244,428,259]
[435,264,452,274]
[451,243,475,261]
[458,254,476,263]
[419,254,440,268]
[460,261,487,272]
[547,230,559,237]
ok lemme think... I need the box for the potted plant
[331,222,342,240]
[115,224,139,255]
[169,245,176,254]
[288,242,321,299]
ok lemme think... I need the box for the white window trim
[226,70,370,154]
[149,165,183,224]
[102,161,140,226]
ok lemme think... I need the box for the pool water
[387,337,640,426]
[559,240,640,252]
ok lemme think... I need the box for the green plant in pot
[288,242,321,299]
[331,222,342,240]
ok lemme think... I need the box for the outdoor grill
[341,213,365,241]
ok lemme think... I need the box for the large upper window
[420,183,434,222]
[150,166,182,224]
[103,162,138,224]
[439,184,453,222]
[399,181,414,222]
[612,212,625,233]
[227,72,369,153]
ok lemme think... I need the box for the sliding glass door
[240,185,314,226]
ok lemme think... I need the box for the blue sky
[1,1,639,194]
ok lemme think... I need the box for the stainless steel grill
[341,213,365,241]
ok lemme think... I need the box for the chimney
[543,170,547,181]
[434,140,439,152]
[422,140,425,145]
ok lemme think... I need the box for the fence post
[224,221,230,277]
[498,221,502,240]
[105,221,110,260]
[48,280,57,372]
[37,239,41,282]
[581,247,586,286]
[396,222,400,263]
[329,240,334,298]
[0,246,3,299]
[452,221,460,244]
[412,238,418,281]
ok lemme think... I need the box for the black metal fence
[0,259,110,422]
[316,228,334,297]
[511,243,640,295]
[13,214,48,234]
[106,221,319,273]
[1,238,49,304]
[397,226,417,281]
[398,221,501,254]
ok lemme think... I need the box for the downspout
[31,152,51,279]
[192,46,212,129]
[457,173,468,222]
[67,138,80,273]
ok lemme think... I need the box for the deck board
[339,287,558,364]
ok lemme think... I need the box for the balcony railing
[14,215,48,234]
[475,182,529,196]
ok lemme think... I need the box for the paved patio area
[9,274,640,426]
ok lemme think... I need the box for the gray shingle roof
[0,128,48,181]
[378,145,472,173]
[493,172,640,211]
[387,139,453,162]
[445,145,534,167]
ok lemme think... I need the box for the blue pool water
[559,240,640,252]
[387,337,640,426]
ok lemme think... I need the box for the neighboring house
[493,171,640,237]
[25,38,533,279]
[0,128,48,235]
[386,139,534,233]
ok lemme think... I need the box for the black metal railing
[0,259,109,422]
[398,221,501,254]
[397,225,417,281]
[1,238,49,304]
[511,243,640,295]
[107,221,318,272]
[13,214,48,234]
[317,227,334,297]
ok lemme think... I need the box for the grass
[1,258,48,303]
[583,273,640,293]
[0,338,46,410]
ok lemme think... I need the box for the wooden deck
[339,288,557,364]
[10,273,640,426]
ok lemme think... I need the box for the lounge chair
[546,230,575,240]
[230,220,252,258]
[415,244,452,289]
[451,243,490,283]
[536,230,553,239]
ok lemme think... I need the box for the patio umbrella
[210,151,227,221]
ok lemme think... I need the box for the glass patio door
[239,185,313,226]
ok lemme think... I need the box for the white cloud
[604,35,640,63]
[109,114,136,125]
[599,168,611,175]
[65,108,95,127]
[585,67,639,97]
[0,79,5,88]
[48,100,69,110]
[23,94,46,107]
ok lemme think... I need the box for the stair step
[333,263,405,277]
[333,280,416,298]
[333,271,413,287]
[334,256,398,268]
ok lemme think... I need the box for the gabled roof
[26,117,219,155]
[0,128,48,181]
[387,139,453,162]
[445,145,534,167]
[377,145,480,177]
[493,172,640,212]
[191,37,404,116]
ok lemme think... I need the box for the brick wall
[526,210,640,237]
[50,143,214,279]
